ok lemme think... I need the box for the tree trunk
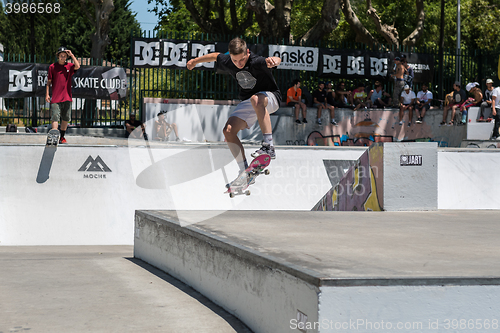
[402,0,425,46]
[341,0,377,46]
[80,0,114,60]
[299,0,340,45]
[273,0,292,42]
[80,0,114,127]
[246,0,276,38]
[366,0,398,46]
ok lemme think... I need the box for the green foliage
[151,0,500,51]
[0,1,62,58]
[0,0,140,62]
[155,0,201,34]
[105,0,141,64]
[59,0,93,58]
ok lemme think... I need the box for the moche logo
[79,156,112,178]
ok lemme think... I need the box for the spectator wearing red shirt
[45,47,80,144]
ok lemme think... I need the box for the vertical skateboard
[37,129,59,183]
[225,154,271,198]
[45,129,60,147]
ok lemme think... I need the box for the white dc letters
[134,41,160,66]
[347,56,364,75]
[162,42,188,67]
[191,43,215,69]
[9,70,33,92]
[322,55,342,75]
[370,57,388,76]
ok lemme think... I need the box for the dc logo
[134,41,160,66]
[370,57,388,76]
[162,42,189,67]
[9,70,33,92]
[322,55,341,74]
[191,43,215,69]
[347,56,364,75]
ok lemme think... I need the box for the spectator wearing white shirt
[480,78,494,121]
[491,86,500,140]
[399,85,416,126]
[415,83,433,124]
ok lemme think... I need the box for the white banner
[269,45,318,71]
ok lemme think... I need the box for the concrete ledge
[134,210,321,333]
[135,210,500,333]
[143,97,240,105]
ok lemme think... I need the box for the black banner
[0,62,128,99]
[320,49,390,79]
[398,53,434,83]
[131,38,268,70]
[131,38,434,82]
[319,49,434,82]
[0,62,36,98]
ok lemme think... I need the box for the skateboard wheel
[264,169,270,175]
[229,192,235,198]
[245,190,251,196]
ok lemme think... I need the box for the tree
[151,0,202,34]
[0,1,62,57]
[105,0,141,64]
[80,0,115,60]
[153,0,428,46]
[340,0,425,47]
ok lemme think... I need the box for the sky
[129,0,161,32]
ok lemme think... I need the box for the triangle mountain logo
[78,156,112,172]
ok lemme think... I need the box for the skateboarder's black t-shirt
[313,89,327,104]
[216,52,282,104]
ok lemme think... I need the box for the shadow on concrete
[36,146,57,183]
[125,257,253,333]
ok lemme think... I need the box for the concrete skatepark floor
[0,246,252,333]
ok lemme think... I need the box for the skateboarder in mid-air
[45,46,80,144]
[186,37,282,187]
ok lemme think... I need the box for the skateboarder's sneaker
[227,172,255,189]
[59,137,67,144]
[251,142,275,159]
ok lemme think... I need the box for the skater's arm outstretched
[186,52,220,70]
[265,57,281,68]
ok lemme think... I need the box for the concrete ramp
[313,142,438,211]
[135,210,500,333]
[0,135,364,245]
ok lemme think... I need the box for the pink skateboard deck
[225,154,271,198]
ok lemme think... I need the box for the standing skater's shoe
[251,142,276,159]
[59,137,67,144]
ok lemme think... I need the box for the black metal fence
[132,30,500,114]
[0,54,129,128]
[1,30,499,128]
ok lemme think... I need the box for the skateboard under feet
[46,129,60,147]
[225,154,271,198]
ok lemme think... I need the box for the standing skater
[45,46,80,144]
[186,37,281,186]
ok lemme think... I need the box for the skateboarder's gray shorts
[231,91,279,129]
[50,101,72,122]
